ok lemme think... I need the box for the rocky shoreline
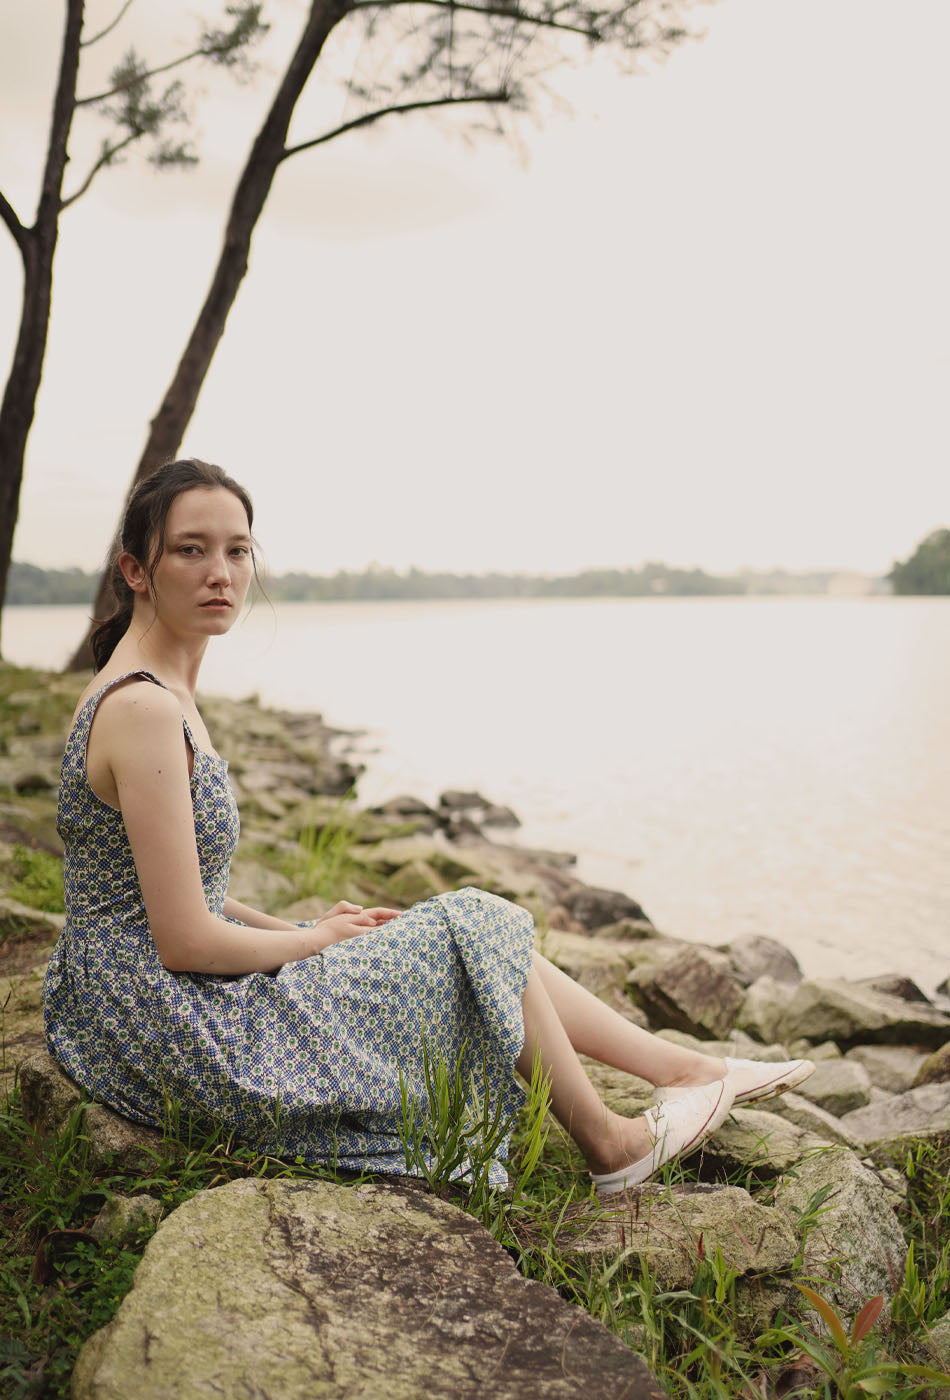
[2,660,950,1398]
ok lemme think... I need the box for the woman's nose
[206,551,231,584]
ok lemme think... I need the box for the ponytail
[90,560,135,671]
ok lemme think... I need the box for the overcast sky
[2,0,948,577]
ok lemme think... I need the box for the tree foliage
[0,0,694,659]
[889,529,950,596]
[0,2,268,652]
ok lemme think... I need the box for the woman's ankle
[661,1053,727,1090]
[582,1111,652,1175]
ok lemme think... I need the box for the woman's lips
[201,599,231,608]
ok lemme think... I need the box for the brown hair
[91,458,256,670]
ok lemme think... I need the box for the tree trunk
[0,0,84,656]
[69,0,349,670]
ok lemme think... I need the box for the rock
[224,857,295,909]
[89,1195,164,1247]
[789,1039,842,1062]
[0,894,64,946]
[856,973,931,1004]
[386,859,451,907]
[371,796,441,832]
[922,1311,950,1378]
[723,934,803,988]
[839,1082,950,1151]
[82,1104,171,1174]
[766,1092,863,1150]
[438,789,492,811]
[564,886,651,932]
[846,1044,931,1093]
[938,975,950,999]
[0,962,50,1092]
[777,978,950,1050]
[72,1178,664,1400]
[628,947,744,1041]
[19,1050,82,1135]
[276,895,334,923]
[913,1041,950,1087]
[735,976,786,1045]
[654,1027,790,1062]
[584,1060,654,1118]
[772,1147,908,1325]
[20,1051,172,1171]
[561,1182,797,1294]
[592,917,659,942]
[479,803,521,829]
[796,1059,872,1117]
[703,1106,830,1180]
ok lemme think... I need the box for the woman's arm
[102,686,382,974]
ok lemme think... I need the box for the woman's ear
[118,552,149,595]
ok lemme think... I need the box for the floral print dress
[44,671,533,1184]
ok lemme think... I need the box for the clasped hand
[314,900,400,950]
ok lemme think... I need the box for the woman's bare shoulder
[84,675,183,747]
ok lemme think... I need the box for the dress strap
[74,669,197,752]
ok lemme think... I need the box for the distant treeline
[7,559,888,604]
[889,529,950,595]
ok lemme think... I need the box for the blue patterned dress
[44,672,533,1185]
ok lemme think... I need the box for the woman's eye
[230,547,250,559]
[180,546,201,556]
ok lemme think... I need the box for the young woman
[43,459,813,1195]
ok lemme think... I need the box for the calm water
[4,597,949,992]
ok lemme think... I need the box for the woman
[44,459,813,1195]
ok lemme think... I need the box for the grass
[3,1043,950,1398]
[6,847,65,915]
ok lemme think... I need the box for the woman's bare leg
[517,964,655,1174]
[532,952,727,1088]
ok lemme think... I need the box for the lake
[4,595,948,993]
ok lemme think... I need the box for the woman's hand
[314,903,401,950]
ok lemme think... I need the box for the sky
[1,0,948,578]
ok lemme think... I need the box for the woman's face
[142,486,254,637]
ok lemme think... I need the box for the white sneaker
[590,1080,734,1197]
[655,1057,815,1109]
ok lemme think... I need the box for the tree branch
[281,89,511,159]
[76,46,208,105]
[81,0,137,48]
[350,0,602,41]
[60,131,143,209]
[0,189,28,254]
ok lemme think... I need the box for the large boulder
[702,1107,830,1181]
[766,1092,863,1150]
[722,934,803,988]
[777,978,950,1050]
[20,1050,173,1171]
[771,1148,908,1326]
[628,947,744,1041]
[564,886,651,932]
[72,1177,665,1400]
[735,976,789,1046]
[19,1049,82,1135]
[560,1182,797,1299]
[846,1044,931,1093]
[795,1058,872,1117]
[0,956,49,1093]
[839,1082,950,1152]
